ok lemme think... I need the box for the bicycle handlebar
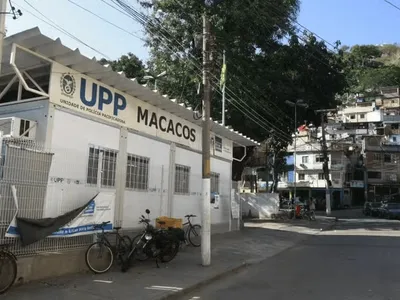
[185,214,196,218]
[93,221,110,230]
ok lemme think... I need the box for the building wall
[45,108,120,218]
[0,99,50,143]
[123,131,171,228]
[365,151,400,185]
[45,107,232,230]
[366,110,383,122]
[296,152,331,170]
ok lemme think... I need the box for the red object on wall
[295,205,301,216]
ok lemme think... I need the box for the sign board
[350,180,364,188]
[6,190,115,238]
[231,189,240,219]
[50,62,202,150]
[211,192,220,209]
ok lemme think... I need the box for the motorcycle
[121,209,183,272]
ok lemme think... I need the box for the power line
[384,0,400,11]
[109,0,290,138]
[19,0,111,60]
[66,0,145,43]
[110,0,294,142]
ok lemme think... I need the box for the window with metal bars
[175,164,190,194]
[86,146,118,188]
[211,172,220,194]
[126,154,149,191]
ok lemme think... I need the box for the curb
[159,220,337,300]
[159,262,250,300]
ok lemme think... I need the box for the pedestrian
[310,197,316,212]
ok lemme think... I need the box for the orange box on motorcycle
[155,216,183,229]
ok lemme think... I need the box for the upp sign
[80,78,127,116]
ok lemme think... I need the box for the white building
[285,128,351,207]
[0,28,258,235]
[338,102,382,123]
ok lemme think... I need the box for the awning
[1,27,260,147]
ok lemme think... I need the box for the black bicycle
[121,210,181,272]
[85,221,132,274]
[183,214,201,247]
[0,244,17,294]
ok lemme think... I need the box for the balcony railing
[383,115,400,122]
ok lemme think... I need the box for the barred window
[211,172,220,194]
[215,136,222,152]
[373,153,382,161]
[126,154,149,190]
[87,146,118,188]
[87,147,99,185]
[175,164,190,194]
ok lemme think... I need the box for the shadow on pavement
[2,218,400,300]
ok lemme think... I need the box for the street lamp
[143,70,167,90]
[285,99,308,203]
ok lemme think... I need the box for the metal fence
[0,138,93,256]
[0,137,235,257]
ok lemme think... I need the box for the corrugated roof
[2,27,260,146]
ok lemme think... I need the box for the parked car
[370,202,384,217]
[381,203,400,219]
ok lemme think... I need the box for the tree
[99,52,146,80]
[266,132,287,193]
[342,44,400,95]
[128,0,347,180]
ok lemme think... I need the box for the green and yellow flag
[220,62,227,89]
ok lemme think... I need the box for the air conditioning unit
[0,117,37,139]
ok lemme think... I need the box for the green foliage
[342,44,400,95]
[136,0,346,143]
[107,0,349,179]
[99,52,146,79]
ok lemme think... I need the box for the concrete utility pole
[0,0,7,75]
[315,108,337,216]
[285,100,308,201]
[201,11,212,267]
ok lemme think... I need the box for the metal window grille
[126,154,149,190]
[215,136,222,152]
[211,172,220,193]
[175,164,190,194]
[373,153,382,161]
[86,146,118,188]
[87,147,99,185]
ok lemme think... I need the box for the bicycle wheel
[115,236,133,265]
[0,251,17,294]
[121,247,136,273]
[120,235,132,253]
[188,224,201,247]
[85,242,114,274]
[132,234,149,262]
[160,239,180,263]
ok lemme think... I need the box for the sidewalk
[1,220,335,300]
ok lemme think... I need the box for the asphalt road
[180,220,400,300]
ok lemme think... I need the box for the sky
[5,0,400,64]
